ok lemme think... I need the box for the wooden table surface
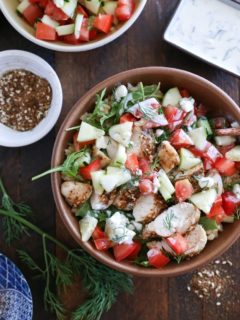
[0,1,240,320]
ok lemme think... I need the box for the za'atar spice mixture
[0,69,52,131]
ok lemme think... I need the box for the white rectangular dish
[164,0,240,77]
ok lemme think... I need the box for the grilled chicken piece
[90,191,116,210]
[184,224,207,257]
[61,181,92,208]
[130,126,156,160]
[142,202,200,238]
[158,141,180,172]
[92,146,111,168]
[133,194,167,223]
[113,187,140,211]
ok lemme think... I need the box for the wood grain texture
[0,0,240,319]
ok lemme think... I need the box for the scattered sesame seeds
[0,69,52,131]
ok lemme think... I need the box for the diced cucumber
[225,145,240,161]
[109,121,133,147]
[17,0,30,14]
[74,13,84,39]
[41,15,59,28]
[103,1,118,15]
[188,127,207,150]
[159,184,172,202]
[197,117,213,137]
[112,144,127,166]
[84,0,101,15]
[77,122,105,142]
[100,174,120,193]
[62,0,77,18]
[79,215,98,242]
[56,24,75,36]
[215,135,236,146]
[162,87,182,107]
[53,0,64,8]
[105,166,131,187]
[190,189,217,214]
[91,170,105,195]
[179,148,201,171]
[158,169,175,195]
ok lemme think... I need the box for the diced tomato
[222,191,240,216]
[189,142,222,164]
[125,153,139,173]
[208,196,226,223]
[194,103,207,117]
[175,179,193,202]
[147,249,170,268]
[120,113,137,124]
[170,129,193,148]
[79,159,101,180]
[165,234,188,255]
[22,4,43,25]
[126,242,142,260]
[92,226,106,240]
[63,34,79,45]
[45,0,69,21]
[94,238,113,251]
[211,117,226,129]
[235,162,240,170]
[73,132,95,151]
[93,14,113,34]
[214,157,236,176]
[138,158,150,174]
[89,29,98,40]
[113,242,141,262]
[30,0,48,7]
[164,106,185,131]
[218,144,235,156]
[36,22,56,40]
[79,18,90,42]
[76,5,88,17]
[139,179,154,194]
[116,1,134,22]
[180,89,190,98]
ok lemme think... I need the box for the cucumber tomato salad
[40,83,240,268]
[17,0,136,44]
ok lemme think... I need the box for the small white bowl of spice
[0,50,62,147]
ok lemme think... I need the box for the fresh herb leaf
[75,201,92,218]
[130,82,163,102]
[32,149,90,181]
[199,216,218,230]
[163,209,175,231]
[155,130,170,144]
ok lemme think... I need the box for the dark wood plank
[0,12,56,320]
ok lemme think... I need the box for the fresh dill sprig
[0,178,134,320]
[32,148,90,181]
[163,209,175,231]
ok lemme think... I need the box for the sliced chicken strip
[158,141,180,172]
[133,194,167,223]
[184,224,207,257]
[90,191,116,210]
[61,181,92,208]
[113,187,140,211]
[130,126,156,160]
[142,202,200,238]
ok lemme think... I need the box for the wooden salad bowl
[51,67,240,277]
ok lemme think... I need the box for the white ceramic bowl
[0,0,147,52]
[0,50,63,147]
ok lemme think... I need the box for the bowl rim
[0,0,147,52]
[51,67,240,277]
[0,49,63,147]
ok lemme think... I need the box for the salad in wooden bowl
[39,68,240,276]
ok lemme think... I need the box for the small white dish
[0,0,147,52]
[0,50,63,147]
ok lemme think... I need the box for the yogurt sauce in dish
[164,0,240,77]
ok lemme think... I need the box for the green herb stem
[32,167,63,181]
